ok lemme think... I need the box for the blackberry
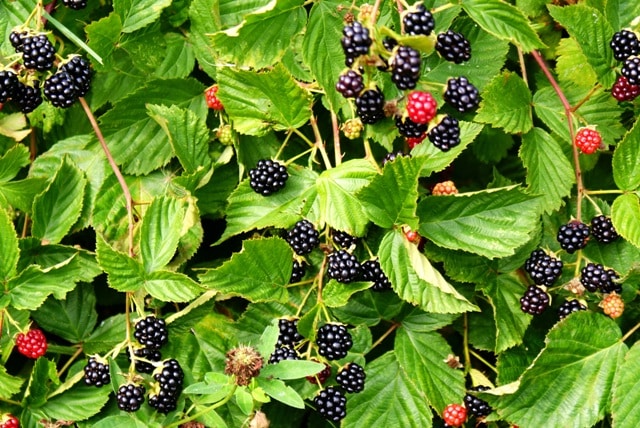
[327,249,362,283]
[336,70,364,98]
[331,229,358,249]
[403,4,435,36]
[523,249,563,287]
[558,299,587,320]
[148,388,178,414]
[248,159,288,196]
[10,30,29,52]
[396,115,428,138]
[290,260,306,284]
[313,386,347,422]
[316,323,353,360]
[464,386,491,418]
[621,56,640,85]
[383,37,398,51]
[382,150,409,166]
[14,81,43,113]
[0,70,19,103]
[60,56,92,97]
[391,46,422,90]
[129,346,162,374]
[557,221,590,254]
[285,219,320,255]
[277,318,304,347]
[436,30,472,64]
[307,361,332,384]
[612,75,640,101]
[133,316,168,349]
[341,21,371,66]
[116,383,146,412]
[361,259,392,292]
[520,285,550,315]
[590,215,619,244]
[610,30,640,61]
[428,115,460,151]
[268,345,300,364]
[21,34,56,71]
[355,88,385,124]
[83,357,110,387]
[154,359,184,394]
[444,76,480,113]
[336,362,366,393]
[43,71,77,108]
[580,263,621,293]
[62,0,88,9]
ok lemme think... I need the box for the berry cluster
[464,386,492,422]
[15,328,47,359]
[132,316,169,374]
[575,127,602,154]
[580,263,620,294]
[205,84,224,110]
[316,323,353,361]
[248,159,289,196]
[313,386,347,422]
[600,293,624,319]
[590,215,619,243]
[524,249,563,287]
[149,359,185,413]
[557,220,590,253]
[520,285,550,315]
[331,229,358,249]
[117,383,146,412]
[361,258,392,292]
[610,30,640,101]
[432,180,458,196]
[336,362,366,393]
[285,219,319,255]
[290,260,306,284]
[443,403,467,427]
[328,249,362,283]
[269,318,305,364]
[558,299,587,320]
[84,356,110,387]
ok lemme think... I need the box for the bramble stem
[463,313,471,374]
[167,384,238,428]
[621,322,640,342]
[57,346,83,378]
[517,47,528,87]
[310,116,333,170]
[470,349,498,373]
[331,112,342,166]
[367,322,399,354]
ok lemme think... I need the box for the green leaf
[461,0,545,52]
[0,207,19,281]
[379,230,478,314]
[613,116,640,191]
[256,377,305,409]
[344,352,433,428]
[31,158,87,244]
[17,239,102,283]
[0,364,23,400]
[86,13,123,67]
[24,358,59,408]
[235,387,254,415]
[556,37,598,89]
[95,234,145,292]
[259,359,325,380]
[418,188,542,258]
[548,4,616,87]
[0,113,31,141]
[140,196,188,273]
[37,384,111,421]
[199,237,292,303]
[612,341,640,428]
[83,314,127,355]
[612,194,640,248]
[395,328,465,413]
[520,128,575,214]
[154,32,195,78]
[217,65,312,135]
[399,308,458,333]
[0,144,30,182]
[91,417,149,428]
[0,177,47,213]
[143,270,203,302]
[489,312,626,428]
[475,71,533,134]
[113,0,172,33]
[323,280,373,308]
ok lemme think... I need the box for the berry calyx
[611,75,640,101]
[327,249,362,283]
[444,76,480,113]
[390,45,422,90]
[336,362,366,393]
[316,323,353,360]
[16,328,47,359]
[116,383,146,412]
[336,70,364,98]
[285,219,320,255]
[248,159,289,196]
[406,90,437,125]
[436,30,471,64]
[557,220,590,254]
[443,403,467,427]
[464,386,492,418]
[575,127,602,154]
[0,414,19,428]
[520,285,550,315]
[610,30,640,61]
[590,215,619,244]
[361,258,392,292]
[403,4,435,36]
[432,180,458,196]
[428,114,461,151]
[205,85,224,110]
[621,56,640,85]
[558,299,587,320]
[225,345,264,386]
[133,316,168,349]
[313,386,347,422]
[600,293,624,319]
[84,356,110,387]
[341,118,364,139]
[355,88,386,124]
[524,249,563,287]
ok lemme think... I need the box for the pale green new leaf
[37,384,110,421]
[612,194,640,248]
[0,144,30,182]
[143,270,203,302]
[483,275,531,353]
[0,113,30,141]
[379,230,478,314]
[612,341,640,428]
[199,237,292,303]
[259,359,325,380]
[113,0,172,33]
[257,377,304,409]
[418,188,542,258]
[613,116,640,191]
[323,280,372,308]
[476,71,532,134]
[520,128,575,214]
[139,196,188,273]
[556,37,598,89]
[0,207,18,281]
[95,234,145,292]
[0,364,23,400]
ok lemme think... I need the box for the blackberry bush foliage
[2,1,640,428]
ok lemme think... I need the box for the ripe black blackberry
[382,150,409,166]
[148,388,178,414]
[355,88,385,124]
[524,249,563,286]
[83,357,110,387]
[316,323,353,360]
[327,249,362,283]
[14,80,43,113]
[520,285,550,315]
[290,260,306,283]
[43,71,77,108]
[428,115,460,151]
[403,4,435,36]
[341,21,372,66]
[10,30,29,52]
[60,56,92,97]
[436,30,472,64]
[464,386,491,418]
[558,299,587,320]
[590,215,619,244]
[21,34,56,71]
[277,318,304,347]
[621,57,640,85]
[313,386,347,422]
[0,70,19,103]
[285,219,319,255]
[154,359,184,394]
[396,115,428,138]
[557,221,590,254]
[580,263,621,293]
[336,362,366,393]
[268,345,300,364]
[331,229,358,249]
[336,70,364,98]
[444,76,480,113]
[391,46,421,90]
[129,346,162,374]
[116,383,146,412]
[134,316,168,349]
[610,30,640,61]
[361,259,392,292]
[62,0,88,9]
[248,159,288,196]
[383,37,398,51]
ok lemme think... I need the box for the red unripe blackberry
[612,75,640,101]
[355,88,385,124]
[9,30,28,52]
[336,70,364,98]
[290,260,306,283]
[580,263,621,293]
[285,219,320,255]
[16,328,47,359]
[396,115,428,138]
[21,34,56,71]
[558,299,587,320]
[129,346,162,374]
[116,383,146,412]
[557,221,589,253]
[406,90,437,124]
[520,285,550,315]
[436,30,471,64]
[327,249,362,283]
[403,4,435,36]
[443,403,467,427]
[248,159,289,196]
[407,134,427,149]
[0,71,19,103]
[590,215,619,244]
[575,127,602,154]
[621,56,640,85]
[524,249,563,287]
[148,388,178,414]
[391,46,422,90]
[60,56,92,97]
[464,386,492,418]
[84,356,110,387]
[62,0,88,10]
[382,150,410,166]
[0,414,19,428]
[331,229,358,249]
[268,345,300,364]
[610,30,640,61]
[313,386,347,422]
[336,362,366,393]
[306,360,331,384]
[14,81,43,113]
[205,85,224,110]
[428,115,460,151]
[277,318,304,347]
[316,323,353,360]
[133,316,168,349]
[341,21,371,66]
[154,359,184,394]
[444,76,480,113]
[361,259,392,292]
[44,71,77,108]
